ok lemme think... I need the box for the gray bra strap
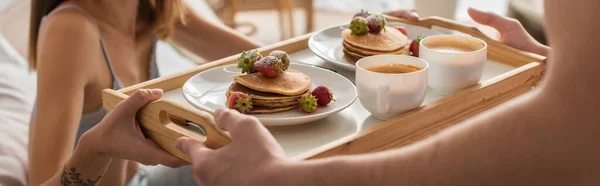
[46,4,123,89]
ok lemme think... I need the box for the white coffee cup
[356,55,429,120]
[419,35,487,95]
[415,0,458,20]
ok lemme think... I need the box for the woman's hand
[83,89,185,167]
[384,9,420,22]
[468,8,550,56]
[174,108,288,186]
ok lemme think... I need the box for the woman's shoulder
[35,7,103,83]
[39,6,100,44]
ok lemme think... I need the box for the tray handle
[102,89,231,163]
[384,15,492,42]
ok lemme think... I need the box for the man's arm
[289,1,600,185]
[176,1,600,185]
[170,4,261,61]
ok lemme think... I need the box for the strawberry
[349,17,369,35]
[227,92,253,114]
[298,94,318,113]
[395,25,408,36]
[269,50,290,70]
[410,35,425,57]
[366,14,386,33]
[253,56,284,78]
[353,9,370,18]
[237,50,263,74]
[311,85,335,106]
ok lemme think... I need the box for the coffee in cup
[365,64,422,74]
[356,55,429,120]
[419,35,487,95]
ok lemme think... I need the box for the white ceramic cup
[419,35,487,95]
[415,0,458,20]
[356,55,429,120]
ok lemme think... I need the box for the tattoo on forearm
[60,166,102,186]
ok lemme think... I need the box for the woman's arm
[41,88,181,186]
[171,5,261,61]
[41,134,113,186]
[28,12,101,186]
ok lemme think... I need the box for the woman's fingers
[114,89,163,117]
[384,9,419,21]
[468,8,516,33]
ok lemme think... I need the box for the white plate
[308,22,443,71]
[183,63,358,126]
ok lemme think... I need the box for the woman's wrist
[76,131,111,160]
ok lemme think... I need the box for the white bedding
[0,35,35,186]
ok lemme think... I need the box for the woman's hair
[28,0,186,70]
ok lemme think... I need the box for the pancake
[343,41,410,56]
[343,47,411,64]
[342,26,408,51]
[227,82,307,100]
[343,53,362,64]
[226,83,306,108]
[249,105,297,114]
[234,69,311,96]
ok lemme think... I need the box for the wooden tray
[102,16,546,163]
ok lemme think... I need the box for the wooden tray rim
[102,16,547,162]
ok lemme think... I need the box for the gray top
[32,4,160,146]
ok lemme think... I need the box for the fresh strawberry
[269,50,290,70]
[253,56,284,78]
[349,17,369,35]
[237,50,263,74]
[311,85,335,106]
[227,92,253,114]
[298,94,318,113]
[353,9,370,18]
[366,14,386,33]
[395,25,408,36]
[410,35,425,57]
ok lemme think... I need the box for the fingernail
[174,138,186,153]
[150,89,163,95]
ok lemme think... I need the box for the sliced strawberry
[227,92,253,114]
[298,94,318,113]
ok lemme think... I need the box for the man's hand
[174,108,287,186]
[468,8,550,56]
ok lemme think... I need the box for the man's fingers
[134,139,186,168]
[384,9,419,22]
[214,108,243,132]
[143,139,188,168]
[114,89,163,116]
[174,137,211,161]
[468,8,514,33]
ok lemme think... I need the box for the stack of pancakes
[342,26,410,63]
[226,69,311,114]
